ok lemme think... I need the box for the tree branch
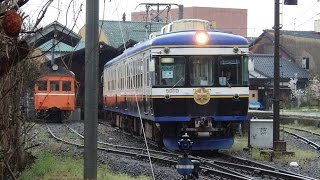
[30,0,54,32]
[17,0,29,8]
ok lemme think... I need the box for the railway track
[46,123,316,179]
[282,126,320,151]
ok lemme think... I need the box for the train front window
[189,56,213,86]
[62,81,71,91]
[218,56,249,86]
[37,81,47,91]
[50,81,60,91]
[154,56,185,86]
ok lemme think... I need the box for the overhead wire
[111,0,155,179]
[283,0,320,29]
[295,11,320,29]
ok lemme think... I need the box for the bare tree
[1,0,84,178]
[0,0,48,179]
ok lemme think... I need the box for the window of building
[302,57,309,70]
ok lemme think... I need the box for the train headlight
[194,31,209,45]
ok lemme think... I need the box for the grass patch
[230,136,319,165]
[250,146,319,166]
[230,136,248,152]
[19,152,148,180]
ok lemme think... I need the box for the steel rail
[47,126,254,179]
[213,160,313,180]
[284,130,320,151]
[67,125,179,158]
[219,154,316,180]
[47,126,178,164]
[192,155,315,180]
[283,126,320,137]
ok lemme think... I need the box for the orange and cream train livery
[34,63,76,122]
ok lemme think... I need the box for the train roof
[39,61,75,77]
[105,30,248,67]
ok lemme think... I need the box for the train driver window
[157,57,185,86]
[50,81,60,91]
[62,81,71,91]
[37,81,47,91]
[189,56,213,86]
[218,57,239,86]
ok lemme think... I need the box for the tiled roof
[39,40,87,52]
[39,61,74,76]
[252,54,310,79]
[73,40,85,51]
[27,20,81,48]
[99,20,166,48]
[264,29,320,39]
[39,40,75,52]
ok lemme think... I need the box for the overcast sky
[22,0,320,37]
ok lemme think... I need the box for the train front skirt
[163,136,234,151]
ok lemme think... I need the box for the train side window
[50,81,60,91]
[62,81,71,91]
[37,81,47,91]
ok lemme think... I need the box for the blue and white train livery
[103,20,249,151]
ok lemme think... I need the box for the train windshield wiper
[226,81,231,87]
[171,77,184,89]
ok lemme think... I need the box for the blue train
[102,19,249,151]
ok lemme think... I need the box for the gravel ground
[29,121,320,180]
[230,132,320,179]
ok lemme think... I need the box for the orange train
[34,63,76,122]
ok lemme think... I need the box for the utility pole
[178,5,184,20]
[51,22,56,65]
[84,0,99,179]
[136,3,179,22]
[273,0,281,147]
[273,0,297,151]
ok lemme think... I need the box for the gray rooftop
[99,20,166,48]
[252,54,310,79]
[264,29,320,40]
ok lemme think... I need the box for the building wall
[78,26,109,44]
[249,90,258,102]
[250,33,320,74]
[131,7,247,37]
[31,48,46,69]
[280,36,320,74]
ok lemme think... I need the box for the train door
[142,53,147,114]
[124,63,128,111]
[143,52,152,115]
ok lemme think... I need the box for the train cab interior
[36,79,73,93]
[151,55,249,88]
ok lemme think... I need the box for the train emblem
[193,88,210,105]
